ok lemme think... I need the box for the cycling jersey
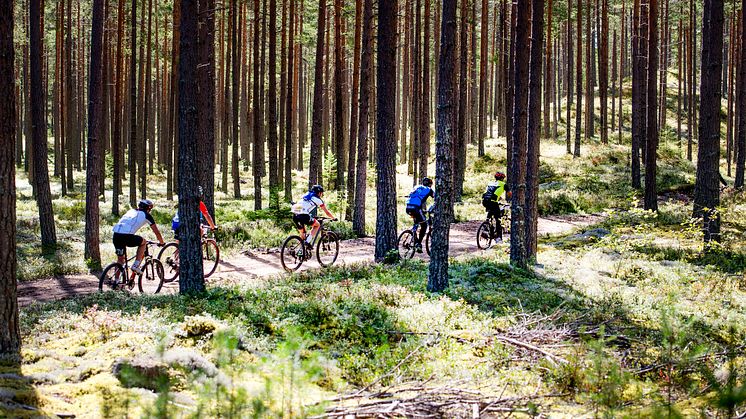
[172,202,210,230]
[113,209,155,235]
[406,185,434,208]
[291,193,324,217]
[482,180,506,203]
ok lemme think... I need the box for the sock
[132,260,140,269]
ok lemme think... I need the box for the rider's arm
[200,201,217,229]
[150,224,165,245]
[319,204,335,219]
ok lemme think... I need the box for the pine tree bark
[31,0,57,250]
[694,0,725,242]
[631,0,644,188]
[574,0,583,156]
[376,0,399,262]
[177,0,206,294]
[346,0,362,221]
[736,0,746,187]
[85,0,105,270]
[566,3,573,153]
[112,0,125,215]
[453,0,468,201]
[599,0,609,143]
[544,0,553,139]
[353,0,374,237]
[644,0,659,211]
[197,0,216,215]
[420,0,431,178]
[308,0,325,187]
[232,0,241,198]
[252,0,263,209]
[478,0,488,152]
[128,0,138,206]
[0,0,20,362]
[333,0,346,190]
[268,0,279,207]
[526,0,544,260]
[428,0,456,292]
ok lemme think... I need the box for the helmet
[310,184,324,195]
[138,199,154,211]
[198,186,205,199]
[422,177,433,187]
[494,172,506,181]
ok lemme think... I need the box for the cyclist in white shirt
[291,185,337,246]
[112,199,165,274]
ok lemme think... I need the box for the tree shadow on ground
[0,360,49,418]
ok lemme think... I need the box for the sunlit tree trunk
[353,0,374,236]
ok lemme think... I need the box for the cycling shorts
[405,206,426,225]
[292,214,314,229]
[113,233,144,256]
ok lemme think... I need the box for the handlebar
[146,241,164,247]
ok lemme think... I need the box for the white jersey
[113,209,155,235]
[291,195,324,217]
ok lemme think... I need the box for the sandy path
[17,214,603,307]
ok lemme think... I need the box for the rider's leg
[418,221,427,243]
[308,220,321,244]
[299,226,307,241]
[133,238,146,269]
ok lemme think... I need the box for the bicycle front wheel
[202,239,220,278]
[138,259,165,294]
[280,236,306,272]
[158,242,180,282]
[476,221,493,249]
[99,263,127,292]
[398,230,416,260]
[316,231,340,267]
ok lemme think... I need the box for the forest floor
[16,214,603,306]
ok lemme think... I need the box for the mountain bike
[280,217,340,272]
[100,241,165,294]
[398,208,433,259]
[476,203,511,249]
[157,225,220,283]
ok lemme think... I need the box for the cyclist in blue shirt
[405,177,434,253]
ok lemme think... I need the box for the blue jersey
[406,185,434,208]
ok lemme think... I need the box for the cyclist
[291,185,337,247]
[482,171,510,240]
[405,177,434,253]
[112,199,165,274]
[171,186,217,240]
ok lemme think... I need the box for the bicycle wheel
[398,230,416,260]
[157,242,180,283]
[425,230,432,256]
[316,231,340,267]
[138,259,165,294]
[202,239,220,278]
[280,236,306,272]
[476,220,494,249]
[99,263,128,292]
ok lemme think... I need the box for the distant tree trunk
[584,0,593,140]
[631,0,644,188]
[85,0,105,271]
[694,0,724,243]
[478,0,488,153]
[177,0,205,294]
[375,0,399,262]
[544,0,553,139]
[252,0,263,209]
[566,3,573,154]
[232,0,241,198]
[644,0,659,211]
[574,0,583,156]
[428,0,456,292]
[65,0,76,192]
[420,0,431,178]
[346,0,362,220]
[308,0,325,187]
[687,25,694,160]
[736,0,746,187]
[677,18,683,153]
[599,0,609,143]
[0,0,20,362]
[611,30,617,132]
[140,0,152,195]
[453,0,468,201]
[267,0,279,207]
[31,0,57,250]
[333,0,346,190]
[526,0,544,260]
[284,0,296,199]
[353,0,374,237]
[129,0,138,206]
[197,0,216,215]
[222,7,231,194]
[112,0,125,215]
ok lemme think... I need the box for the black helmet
[138,199,154,211]
[422,177,433,187]
[310,184,324,195]
[494,171,506,181]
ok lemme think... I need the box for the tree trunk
[0,0,20,362]
[333,0,346,190]
[375,0,399,262]
[346,0,362,220]
[566,3,573,153]
[599,0,609,143]
[112,0,125,215]
[268,0,279,207]
[31,0,57,250]
[644,0,659,210]
[428,0,456,292]
[420,0,431,177]
[285,0,296,199]
[694,0,724,243]
[631,0,644,188]
[544,0,553,139]
[128,0,138,206]
[232,0,241,198]
[252,0,263,209]
[478,0,488,152]
[453,0,468,201]
[197,0,216,215]
[85,0,105,271]
[526,0,544,260]
[353,0,374,236]
[736,0,746,187]
[177,0,206,294]
[308,0,325,187]
[574,0,583,156]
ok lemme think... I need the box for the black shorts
[405,206,426,225]
[292,214,314,229]
[113,233,144,256]
[482,200,503,218]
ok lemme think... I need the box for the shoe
[131,265,143,275]
[415,243,423,253]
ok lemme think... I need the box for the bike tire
[99,263,127,292]
[138,259,165,294]
[476,221,494,249]
[280,236,306,272]
[398,230,416,260]
[202,239,220,278]
[425,230,432,256]
[316,231,340,267]
[157,242,180,283]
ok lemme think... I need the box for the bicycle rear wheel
[281,236,306,272]
[316,231,340,267]
[425,231,432,256]
[398,230,416,260]
[476,221,493,249]
[202,239,220,278]
[157,242,180,283]
[138,259,165,294]
[99,263,128,292]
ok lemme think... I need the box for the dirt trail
[17,214,603,307]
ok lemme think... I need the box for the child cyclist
[291,185,337,247]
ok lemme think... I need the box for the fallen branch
[493,335,569,365]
